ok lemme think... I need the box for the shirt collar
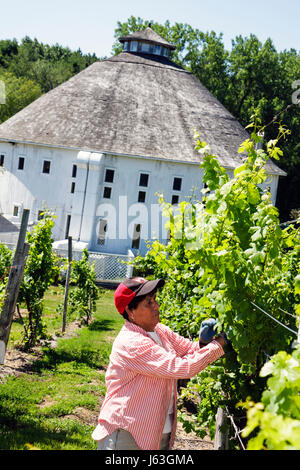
[124,320,160,337]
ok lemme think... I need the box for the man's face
[127,292,160,332]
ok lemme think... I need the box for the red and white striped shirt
[92,320,224,450]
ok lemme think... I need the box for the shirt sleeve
[117,336,224,380]
[157,323,200,357]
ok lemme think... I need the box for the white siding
[0,142,280,257]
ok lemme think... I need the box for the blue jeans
[97,428,171,450]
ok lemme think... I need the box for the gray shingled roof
[0,214,19,245]
[0,46,285,176]
[0,215,19,233]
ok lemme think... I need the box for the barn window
[171,195,179,205]
[0,154,5,166]
[103,186,112,199]
[173,177,182,191]
[71,182,75,193]
[98,219,107,245]
[72,164,77,178]
[139,173,149,187]
[13,205,19,217]
[105,169,115,183]
[138,191,146,203]
[132,224,141,249]
[43,160,51,174]
[38,210,44,220]
[18,157,25,170]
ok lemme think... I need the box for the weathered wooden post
[62,236,72,334]
[0,209,30,364]
[214,407,229,450]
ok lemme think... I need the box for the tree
[0,70,42,123]
[0,39,19,68]
[7,37,100,93]
[67,249,99,326]
[18,211,60,349]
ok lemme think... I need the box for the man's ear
[125,306,133,321]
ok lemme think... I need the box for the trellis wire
[278,307,298,319]
[225,406,246,451]
[250,301,298,337]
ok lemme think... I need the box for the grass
[0,286,123,450]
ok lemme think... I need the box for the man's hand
[199,318,218,347]
[214,333,227,348]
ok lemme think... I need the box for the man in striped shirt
[92,277,226,450]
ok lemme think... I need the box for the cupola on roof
[119,26,176,58]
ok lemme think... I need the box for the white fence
[1,240,135,283]
[53,248,135,283]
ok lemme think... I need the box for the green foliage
[67,249,100,325]
[0,37,99,94]
[0,242,13,279]
[0,37,100,125]
[18,211,61,349]
[0,242,13,309]
[0,70,42,123]
[134,118,299,445]
[241,346,300,450]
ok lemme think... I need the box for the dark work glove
[199,318,218,347]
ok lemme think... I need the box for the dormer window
[123,41,129,51]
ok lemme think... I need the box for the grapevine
[134,117,300,448]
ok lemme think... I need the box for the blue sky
[1,0,299,57]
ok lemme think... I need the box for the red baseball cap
[114,277,165,314]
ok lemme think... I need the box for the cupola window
[153,45,161,55]
[141,42,150,53]
[130,41,138,52]
[162,47,169,58]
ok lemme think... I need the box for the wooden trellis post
[214,407,229,450]
[62,236,72,334]
[0,209,30,364]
